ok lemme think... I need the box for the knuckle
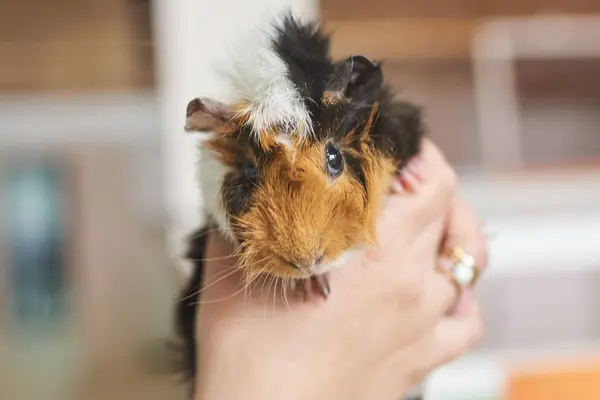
[402,285,423,306]
[441,282,459,314]
[394,274,423,306]
[443,315,485,364]
[444,168,458,195]
[475,242,489,271]
[466,314,485,349]
[419,138,435,158]
[473,227,489,269]
[437,341,461,366]
[435,167,458,201]
[471,315,485,344]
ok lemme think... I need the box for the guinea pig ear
[323,55,383,105]
[185,97,236,135]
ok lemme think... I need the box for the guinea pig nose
[314,253,325,266]
[287,253,325,270]
[288,262,301,270]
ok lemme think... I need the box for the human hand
[193,139,488,400]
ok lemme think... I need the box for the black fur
[272,14,423,171]
[343,150,368,195]
[373,89,424,169]
[221,171,256,220]
[174,13,424,400]
[174,225,211,395]
[328,55,384,105]
[272,15,334,118]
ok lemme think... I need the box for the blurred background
[1,0,600,399]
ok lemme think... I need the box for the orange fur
[201,104,397,280]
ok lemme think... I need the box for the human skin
[192,139,488,400]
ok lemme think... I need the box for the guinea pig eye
[244,164,259,182]
[325,143,344,178]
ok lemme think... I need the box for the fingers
[425,294,484,369]
[413,197,488,372]
[413,140,458,219]
[406,290,484,383]
[383,139,458,238]
[438,196,489,316]
[421,269,460,324]
[442,197,489,272]
[391,157,421,194]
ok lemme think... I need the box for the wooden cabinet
[0,0,154,92]
[321,0,600,61]
[322,0,600,20]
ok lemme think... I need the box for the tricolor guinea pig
[174,12,424,397]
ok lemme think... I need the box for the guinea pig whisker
[190,226,220,237]
[282,278,291,313]
[267,274,283,317]
[223,183,253,190]
[265,273,277,302]
[273,276,283,315]
[179,266,240,302]
[272,278,279,317]
[195,281,254,305]
[195,261,269,306]
[241,271,263,303]
[187,253,238,263]
[263,274,276,321]
[193,252,271,300]
[243,276,254,303]
[259,273,271,309]
[275,276,289,314]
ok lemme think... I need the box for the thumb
[420,293,484,370]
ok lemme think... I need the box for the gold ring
[437,246,481,294]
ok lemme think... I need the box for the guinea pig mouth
[282,259,332,278]
[287,253,326,271]
[238,245,334,279]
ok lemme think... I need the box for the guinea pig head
[184,17,423,280]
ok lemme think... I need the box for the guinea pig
[174,12,424,398]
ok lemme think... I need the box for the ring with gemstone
[437,246,481,294]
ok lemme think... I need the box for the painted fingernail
[400,171,419,190]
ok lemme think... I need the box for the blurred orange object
[507,355,600,400]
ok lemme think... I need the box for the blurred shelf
[472,15,600,170]
[458,169,600,277]
[0,91,159,148]
[459,168,600,215]
[321,0,600,21]
[324,18,480,61]
[0,0,154,92]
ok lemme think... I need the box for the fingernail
[391,177,405,194]
[400,171,419,191]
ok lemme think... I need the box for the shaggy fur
[175,12,424,399]
[221,14,316,137]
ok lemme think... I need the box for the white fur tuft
[197,143,237,243]
[217,14,313,137]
